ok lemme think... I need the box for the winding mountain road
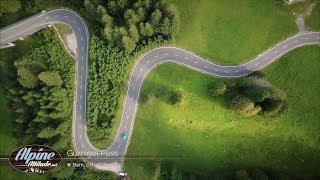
[1,9,319,173]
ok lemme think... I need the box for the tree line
[150,161,292,180]
[208,77,289,118]
[4,29,74,152]
[84,0,179,53]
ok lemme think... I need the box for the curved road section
[1,9,320,173]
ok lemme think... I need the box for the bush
[234,169,250,180]
[208,81,227,96]
[229,95,254,112]
[169,91,182,105]
[250,168,269,180]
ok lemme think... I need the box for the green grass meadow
[306,2,320,31]
[165,0,313,64]
[124,46,320,178]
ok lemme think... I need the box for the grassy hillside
[124,46,320,178]
[165,0,313,64]
[306,2,320,31]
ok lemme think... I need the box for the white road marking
[146,60,149,64]
[155,55,158,58]
[204,65,208,68]
[163,53,168,55]
[174,53,179,56]
[255,63,259,66]
[305,37,310,40]
[283,44,288,49]
[127,115,129,119]
[129,106,131,111]
[274,51,278,54]
[185,57,189,60]
[194,61,198,64]
[139,68,143,72]
[265,57,268,60]
[294,40,298,43]
[80,75,82,80]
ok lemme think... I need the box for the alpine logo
[9,145,61,173]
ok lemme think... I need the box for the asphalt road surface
[1,9,320,173]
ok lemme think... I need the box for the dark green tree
[0,0,21,15]
[38,71,63,87]
[17,68,39,88]
[122,36,136,53]
[129,24,140,42]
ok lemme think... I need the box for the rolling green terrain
[124,46,320,178]
[1,0,319,179]
[165,0,313,64]
[306,2,320,31]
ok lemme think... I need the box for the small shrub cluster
[140,85,184,107]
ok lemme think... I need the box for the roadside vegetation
[124,46,320,179]
[83,0,179,147]
[305,2,320,31]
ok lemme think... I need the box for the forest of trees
[208,77,289,118]
[4,30,74,151]
[150,161,292,180]
[0,27,117,179]
[0,0,21,15]
[84,0,179,53]
[87,35,130,143]
[1,0,180,146]
[1,0,180,178]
